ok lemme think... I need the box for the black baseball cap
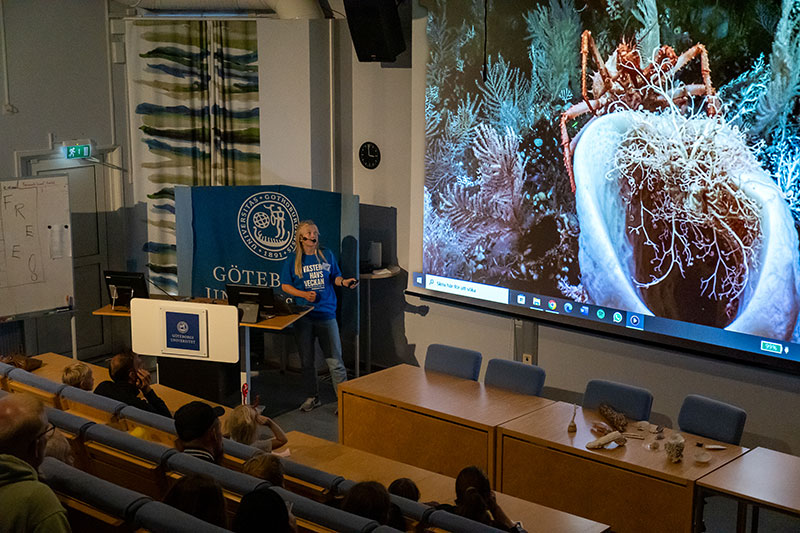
[174,401,225,442]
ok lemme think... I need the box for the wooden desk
[497,401,747,533]
[698,447,800,532]
[31,352,231,425]
[338,364,553,482]
[286,431,609,533]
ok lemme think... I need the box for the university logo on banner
[237,192,300,261]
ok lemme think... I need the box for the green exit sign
[65,144,91,159]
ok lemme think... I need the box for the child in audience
[233,487,296,533]
[163,474,227,529]
[44,429,74,466]
[242,452,285,487]
[438,466,526,533]
[61,362,94,391]
[341,481,405,530]
[224,404,288,452]
[388,477,420,502]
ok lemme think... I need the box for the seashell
[572,110,800,340]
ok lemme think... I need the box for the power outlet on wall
[522,353,533,365]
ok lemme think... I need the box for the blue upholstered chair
[167,453,268,496]
[484,359,546,396]
[582,379,653,421]
[6,368,68,406]
[46,406,95,437]
[134,501,232,533]
[424,344,482,381]
[427,509,507,532]
[0,361,15,378]
[678,394,747,445]
[40,457,152,525]
[271,486,380,533]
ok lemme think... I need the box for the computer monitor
[103,271,149,309]
[225,284,275,323]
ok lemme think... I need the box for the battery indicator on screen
[760,340,783,355]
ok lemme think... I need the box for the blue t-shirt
[280,248,342,319]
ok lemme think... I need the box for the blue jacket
[281,248,342,319]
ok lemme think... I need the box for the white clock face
[359,142,381,169]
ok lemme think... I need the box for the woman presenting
[281,220,358,412]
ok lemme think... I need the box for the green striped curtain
[126,19,260,292]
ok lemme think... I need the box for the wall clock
[359,141,381,170]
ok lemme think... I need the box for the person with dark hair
[388,477,421,502]
[341,480,406,529]
[242,452,285,487]
[94,350,171,417]
[233,488,296,533]
[438,466,526,533]
[174,401,225,464]
[0,394,71,532]
[281,220,357,412]
[163,474,227,528]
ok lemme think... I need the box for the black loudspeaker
[343,0,406,62]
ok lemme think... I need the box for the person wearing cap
[174,401,225,463]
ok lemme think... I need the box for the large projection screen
[409,0,800,374]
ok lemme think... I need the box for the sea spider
[560,30,719,192]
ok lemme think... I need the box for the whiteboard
[0,175,74,319]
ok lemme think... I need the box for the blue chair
[427,509,506,532]
[46,406,95,437]
[167,453,269,496]
[484,359,546,396]
[424,344,482,381]
[134,501,232,533]
[6,368,68,406]
[40,457,152,527]
[678,394,747,445]
[271,486,380,533]
[582,379,653,421]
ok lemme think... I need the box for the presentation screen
[410,0,800,373]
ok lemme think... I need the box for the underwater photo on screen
[421,0,800,363]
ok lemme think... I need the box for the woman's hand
[342,278,358,289]
[305,290,317,302]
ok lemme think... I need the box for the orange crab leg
[560,100,595,193]
[666,44,718,115]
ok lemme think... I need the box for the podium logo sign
[165,311,200,352]
[237,192,300,261]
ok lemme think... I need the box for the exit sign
[65,144,91,159]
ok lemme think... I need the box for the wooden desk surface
[93,299,311,330]
[500,401,746,485]
[31,352,231,423]
[340,364,553,429]
[698,447,800,515]
[286,431,609,533]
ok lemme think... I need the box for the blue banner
[165,311,201,351]
[187,185,342,299]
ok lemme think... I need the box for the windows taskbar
[411,272,799,364]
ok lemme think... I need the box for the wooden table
[286,431,609,532]
[338,364,553,481]
[31,352,231,424]
[697,447,800,532]
[496,401,747,533]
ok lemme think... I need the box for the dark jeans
[293,316,348,398]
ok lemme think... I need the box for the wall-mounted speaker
[343,0,406,62]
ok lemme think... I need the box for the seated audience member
[438,466,525,533]
[0,394,71,532]
[341,481,405,530]
[233,487,297,533]
[174,401,225,464]
[242,452,285,487]
[225,404,288,452]
[388,477,421,502]
[61,362,94,391]
[94,351,171,417]
[163,474,227,529]
[44,429,75,466]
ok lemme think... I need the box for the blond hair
[225,405,258,446]
[62,362,93,390]
[293,220,326,277]
[45,429,74,466]
[242,452,285,487]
